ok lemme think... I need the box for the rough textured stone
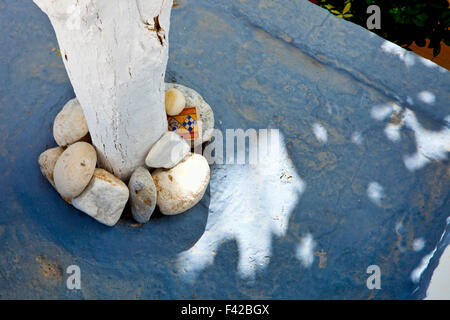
[53,142,97,200]
[165,83,214,145]
[145,131,190,169]
[38,147,64,188]
[53,98,89,147]
[72,169,129,227]
[165,88,186,116]
[153,153,210,215]
[128,167,157,223]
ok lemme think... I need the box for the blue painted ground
[0,0,449,299]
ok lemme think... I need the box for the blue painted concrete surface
[0,0,449,299]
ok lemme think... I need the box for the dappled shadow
[177,131,306,282]
[370,102,449,172]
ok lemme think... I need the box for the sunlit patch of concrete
[296,234,316,268]
[412,238,425,252]
[395,221,404,234]
[370,102,401,121]
[384,123,402,143]
[417,91,436,105]
[402,109,450,171]
[177,132,305,282]
[312,123,328,144]
[351,131,363,146]
[367,181,384,206]
[326,103,340,115]
[381,41,415,68]
[406,96,414,105]
[371,104,450,171]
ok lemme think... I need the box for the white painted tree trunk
[34,0,173,180]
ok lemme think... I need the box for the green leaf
[343,3,351,14]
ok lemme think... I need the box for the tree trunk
[34,0,173,180]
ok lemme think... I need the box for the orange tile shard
[167,107,199,141]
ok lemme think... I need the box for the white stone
[72,169,129,227]
[38,146,64,188]
[53,142,97,201]
[53,98,89,147]
[128,167,157,223]
[33,0,173,180]
[153,153,210,215]
[165,88,186,116]
[165,83,214,145]
[145,131,190,169]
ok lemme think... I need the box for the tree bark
[34,0,173,179]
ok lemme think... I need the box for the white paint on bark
[34,0,173,179]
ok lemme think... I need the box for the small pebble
[128,167,157,223]
[165,88,186,116]
[53,98,89,147]
[38,147,64,188]
[145,131,190,169]
[72,169,129,227]
[53,142,97,200]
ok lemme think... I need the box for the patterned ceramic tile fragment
[167,107,199,141]
[165,83,214,146]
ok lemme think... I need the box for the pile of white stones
[38,84,214,227]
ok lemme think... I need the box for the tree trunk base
[39,83,214,227]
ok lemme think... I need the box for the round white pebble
[165,88,186,116]
[53,98,89,147]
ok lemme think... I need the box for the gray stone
[128,167,157,224]
[165,88,186,116]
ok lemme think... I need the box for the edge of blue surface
[216,0,449,121]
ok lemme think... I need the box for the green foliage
[318,0,450,56]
